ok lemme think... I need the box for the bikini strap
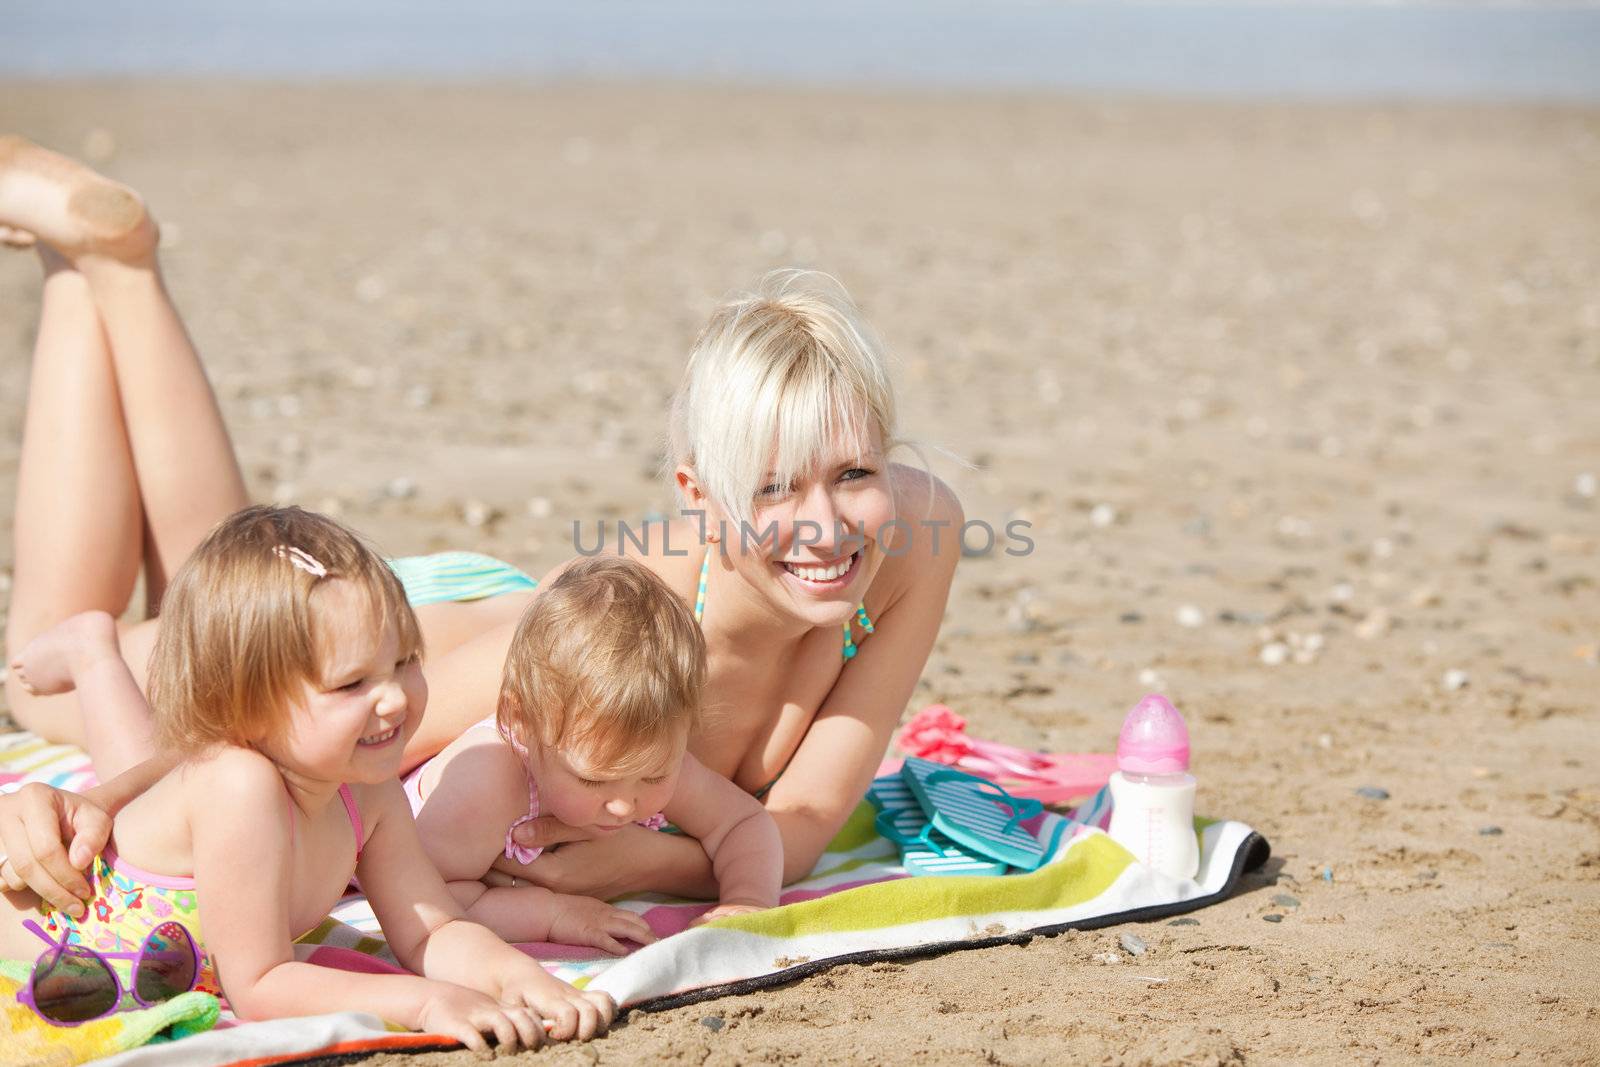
[337,784,365,860]
[694,550,710,623]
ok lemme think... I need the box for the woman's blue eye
[841,467,874,482]
[338,679,364,693]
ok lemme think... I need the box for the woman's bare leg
[1,137,246,743]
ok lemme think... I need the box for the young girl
[407,556,783,945]
[2,505,613,1051]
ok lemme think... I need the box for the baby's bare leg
[8,611,155,778]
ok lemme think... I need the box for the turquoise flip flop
[867,774,1008,877]
[899,757,1066,871]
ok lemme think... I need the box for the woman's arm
[399,618,517,773]
[761,478,962,883]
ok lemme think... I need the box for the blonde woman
[0,138,962,908]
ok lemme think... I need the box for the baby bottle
[1106,694,1199,880]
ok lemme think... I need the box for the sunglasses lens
[134,922,198,1004]
[32,949,119,1023]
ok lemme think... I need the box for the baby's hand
[417,983,545,1056]
[499,969,615,1041]
[548,893,657,956]
[690,902,768,927]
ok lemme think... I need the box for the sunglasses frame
[14,918,201,1027]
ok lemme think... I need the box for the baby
[406,556,782,945]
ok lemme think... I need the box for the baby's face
[530,730,686,832]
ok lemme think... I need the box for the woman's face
[709,435,897,629]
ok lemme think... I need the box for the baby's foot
[8,611,122,697]
[0,137,156,262]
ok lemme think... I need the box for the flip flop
[899,757,1066,871]
[867,774,1008,877]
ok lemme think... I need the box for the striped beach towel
[0,732,1269,1062]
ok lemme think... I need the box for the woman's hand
[0,782,112,917]
[508,814,593,855]
[493,826,657,900]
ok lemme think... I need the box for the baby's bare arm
[665,755,783,911]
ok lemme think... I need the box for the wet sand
[2,83,1597,1065]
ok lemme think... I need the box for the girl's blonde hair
[668,270,900,528]
[148,505,422,750]
[497,556,704,776]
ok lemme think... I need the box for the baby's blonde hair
[148,505,422,750]
[668,270,899,529]
[497,556,704,776]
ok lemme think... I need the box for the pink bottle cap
[1116,694,1190,774]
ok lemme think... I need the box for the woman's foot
[7,611,122,697]
[0,136,156,263]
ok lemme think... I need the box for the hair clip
[273,545,329,578]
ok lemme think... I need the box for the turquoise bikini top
[694,551,875,658]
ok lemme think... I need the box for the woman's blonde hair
[148,505,422,750]
[497,556,704,776]
[668,270,900,528]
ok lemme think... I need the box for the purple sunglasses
[15,918,201,1026]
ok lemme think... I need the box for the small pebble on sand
[1354,608,1391,640]
[526,496,553,519]
[700,1015,725,1032]
[1175,604,1206,628]
[1090,504,1118,528]
[461,500,494,528]
[1168,917,1200,926]
[1272,894,1300,908]
[1322,867,1334,882]
[1576,472,1597,499]
[1356,786,1390,800]
[1092,951,1123,965]
[1262,914,1284,923]
[1119,933,1148,956]
[1260,642,1290,666]
[1443,668,1470,692]
[1479,825,1504,836]
[405,384,436,409]
[1137,668,1164,688]
[384,476,416,500]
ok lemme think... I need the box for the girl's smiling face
[527,727,687,831]
[261,579,427,786]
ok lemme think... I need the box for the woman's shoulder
[888,462,964,527]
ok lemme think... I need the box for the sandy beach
[2,83,1597,1064]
